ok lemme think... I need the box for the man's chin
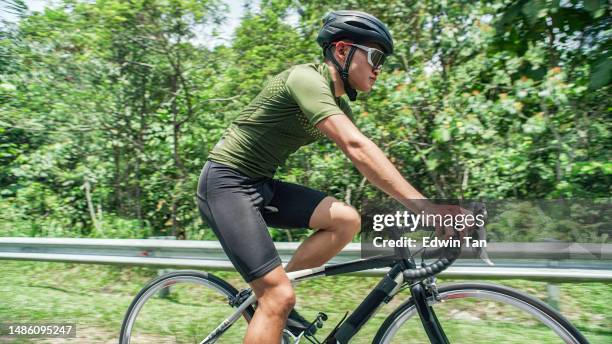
[349,82,373,93]
[357,85,373,93]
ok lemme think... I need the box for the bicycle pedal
[314,312,328,328]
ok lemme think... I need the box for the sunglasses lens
[370,49,386,68]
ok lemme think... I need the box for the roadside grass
[0,261,609,343]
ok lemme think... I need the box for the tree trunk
[113,146,123,216]
[170,74,182,239]
[84,179,102,236]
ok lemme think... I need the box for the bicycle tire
[373,282,590,344]
[119,270,255,344]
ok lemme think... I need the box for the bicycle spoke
[375,283,588,344]
[120,272,252,344]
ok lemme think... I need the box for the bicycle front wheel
[119,270,254,344]
[374,282,589,344]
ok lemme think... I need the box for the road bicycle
[119,206,589,344]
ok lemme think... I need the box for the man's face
[335,41,384,93]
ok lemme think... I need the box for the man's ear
[335,42,348,61]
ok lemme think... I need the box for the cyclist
[197,10,447,344]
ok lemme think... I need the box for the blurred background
[1,0,609,241]
[0,0,610,343]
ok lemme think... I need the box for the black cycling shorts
[196,160,327,283]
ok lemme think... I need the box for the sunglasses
[338,42,387,69]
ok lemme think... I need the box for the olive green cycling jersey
[208,63,354,178]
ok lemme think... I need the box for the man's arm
[316,114,430,212]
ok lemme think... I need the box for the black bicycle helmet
[317,10,394,54]
[317,10,394,101]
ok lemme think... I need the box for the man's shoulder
[261,64,320,91]
[286,63,325,81]
[289,63,317,72]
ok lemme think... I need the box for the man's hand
[426,203,475,242]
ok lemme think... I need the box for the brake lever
[472,204,494,266]
[475,223,494,266]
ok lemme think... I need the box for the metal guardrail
[0,237,611,282]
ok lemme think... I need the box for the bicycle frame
[200,252,450,344]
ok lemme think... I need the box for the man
[197,10,446,343]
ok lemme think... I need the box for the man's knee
[250,267,296,315]
[258,283,296,315]
[273,284,296,311]
[330,202,361,238]
[310,196,361,237]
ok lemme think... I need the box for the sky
[1,0,53,22]
[0,0,249,48]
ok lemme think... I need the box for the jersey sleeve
[286,65,348,126]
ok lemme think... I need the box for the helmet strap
[325,45,358,101]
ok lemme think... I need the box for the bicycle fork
[411,282,450,344]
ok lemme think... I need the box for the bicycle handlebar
[401,203,488,281]
[402,246,461,279]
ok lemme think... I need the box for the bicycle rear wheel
[373,282,589,344]
[119,270,254,344]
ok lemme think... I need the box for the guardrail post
[546,283,560,311]
[546,260,560,310]
[148,236,176,298]
[157,268,173,298]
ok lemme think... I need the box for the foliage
[0,0,609,241]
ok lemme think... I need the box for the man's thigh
[262,179,360,232]
[196,162,281,283]
[262,180,327,229]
